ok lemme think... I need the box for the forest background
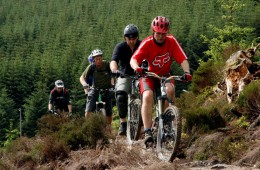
[0,0,259,146]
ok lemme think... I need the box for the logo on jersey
[152,52,170,68]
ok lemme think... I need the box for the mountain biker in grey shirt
[110,24,141,136]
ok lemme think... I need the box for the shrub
[235,116,250,128]
[236,80,260,121]
[82,114,109,148]
[37,114,70,136]
[183,106,226,133]
[191,59,224,94]
[40,136,69,163]
[58,118,87,150]
[216,136,247,163]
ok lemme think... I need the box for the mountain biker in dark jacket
[48,80,72,114]
[110,24,142,136]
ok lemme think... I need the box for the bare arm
[68,104,72,113]
[79,75,88,95]
[130,58,140,70]
[180,60,191,73]
[48,103,53,110]
[110,60,119,72]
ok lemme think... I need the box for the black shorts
[85,89,113,116]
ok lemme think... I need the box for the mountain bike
[142,71,183,162]
[117,73,142,144]
[112,71,142,143]
[48,106,72,118]
[88,87,114,116]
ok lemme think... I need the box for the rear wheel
[156,105,182,162]
[127,99,142,144]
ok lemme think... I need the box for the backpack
[85,61,110,86]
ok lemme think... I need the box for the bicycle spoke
[127,99,142,144]
[156,105,182,162]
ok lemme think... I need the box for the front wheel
[127,99,142,144]
[156,105,182,162]
[100,108,106,117]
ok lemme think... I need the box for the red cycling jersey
[132,34,187,75]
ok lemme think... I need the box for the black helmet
[124,24,139,38]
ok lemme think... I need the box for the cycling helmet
[88,54,93,63]
[55,80,64,88]
[124,24,139,38]
[91,49,103,57]
[151,16,170,33]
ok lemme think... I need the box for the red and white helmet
[151,16,170,33]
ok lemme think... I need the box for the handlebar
[88,87,115,92]
[111,71,140,80]
[144,72,184,82]
[112,71,185,82]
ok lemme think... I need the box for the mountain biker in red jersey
[48,80,72,114]
[130,16,192,144]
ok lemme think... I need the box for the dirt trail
[52,135,258,170]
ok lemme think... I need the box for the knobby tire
[156,105,182,162]
[127,99,142,144]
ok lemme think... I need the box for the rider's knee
[142,90,153,102]
[116,91,128,118]
[116,91,127,103]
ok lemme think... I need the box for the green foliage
[22,84,49,137]
[183,106,226,133]
[201,0,255,61]
[216,136,247,163]
[38,114,109,149]
[82,114,110,148]
[0,88,17,147]
[191,59,224,94]
[58,118,88,150]
[236,80,260,118]
[3,120,20,148]
[235,116,250,128]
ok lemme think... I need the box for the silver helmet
[55,80,64,88]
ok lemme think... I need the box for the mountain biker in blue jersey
[48,80,72,114]
[110,24,142,136]
[80,49,114,125]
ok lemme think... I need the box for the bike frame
[116,73,142,143]
[144,72,183,162]
[146,72,181,116]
